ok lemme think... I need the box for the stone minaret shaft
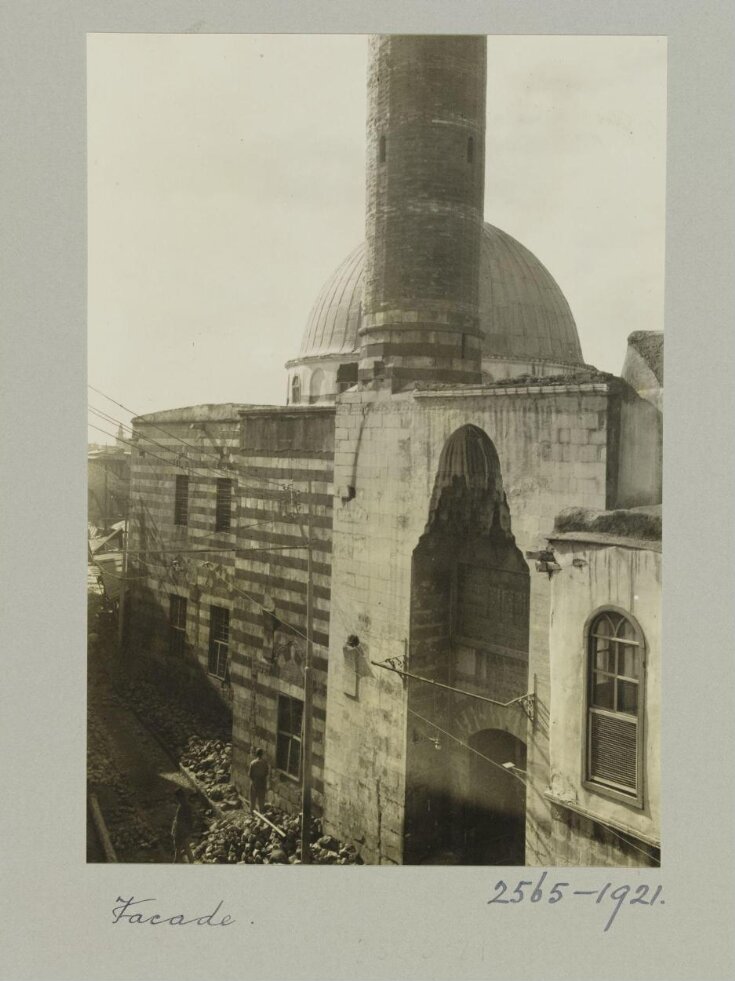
[359,35,487,389]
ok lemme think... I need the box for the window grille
[168,594,187,656]
[208,605,230,679]
[215,478,233,532]
[586,609,645,804]
[276,695,303,779]
[174,475,189,526]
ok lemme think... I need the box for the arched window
[467,135,474,164]
[586,609,645,806]
[309,368,326,402]
[379,134,386,164]
[290,375,301,405]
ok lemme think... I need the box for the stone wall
[612,383,663,508]
[229,407,335,814]
[323,380,615,864]
[127,405,335,816]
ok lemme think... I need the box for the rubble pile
[193,808,364,865]
[180,737,240,811]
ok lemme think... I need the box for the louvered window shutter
[589,711,637,790]
[586,610,644,802]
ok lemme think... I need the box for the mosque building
[125,34,662,866]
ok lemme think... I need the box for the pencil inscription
[111,897,234,926]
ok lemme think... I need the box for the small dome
[297,243,365,359]
[294,223,584,367]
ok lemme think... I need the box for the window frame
[582,606,646,809]
[174,474,189,527]
[168,593,187,656]
[214,477,233,533]
[276,695,303,781]
[207,605,230,680]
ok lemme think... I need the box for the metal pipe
[371,659,532,711]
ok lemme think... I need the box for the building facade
[123,34,663,865]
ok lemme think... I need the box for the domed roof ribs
[291,224,584,370]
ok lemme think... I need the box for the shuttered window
[215,478,233,532]
[208,605,229,679]
[174,475,189,526]
[586,610,645,806]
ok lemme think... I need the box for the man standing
[171,787,195,863]
[248,748,269,813]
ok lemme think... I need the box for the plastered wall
[546,540,661,865]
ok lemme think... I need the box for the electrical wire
[407,708,659,865]
[90,404,236,483]
[90,403,327,506]
[90,413,286,491]
[119,543,313,556]
[112,472,659,863]
[89,422,218,482]
[127,551,324,652]
[89,384,292,488]
[407,708,530,792]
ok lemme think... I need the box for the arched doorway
[464,729,526,865]
[404,424,531,865]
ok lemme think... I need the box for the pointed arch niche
[404,424,531,865]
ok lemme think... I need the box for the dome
[297,243,365,359]
[294,223,584,369]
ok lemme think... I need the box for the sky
[88,33,667,443]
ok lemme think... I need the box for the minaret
[359,35,487,390]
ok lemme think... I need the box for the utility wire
[407,708,659,866]
[89,404,236,482]
[89,423,218,481]
[125,542,324,652]
[119,544,314,556]
[89,384,290,488]
[90,410,289,491]
[124,493,319,558]
[407,708,530,791]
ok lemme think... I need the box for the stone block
[577,444,598,463]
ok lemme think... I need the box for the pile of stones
[193,808,363,865]
[180,737,240,811]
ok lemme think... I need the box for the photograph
[86,32,665,868]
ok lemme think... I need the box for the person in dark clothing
[171,788,195,863]
[248,748,269,813]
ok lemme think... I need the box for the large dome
[294,223,584,370]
